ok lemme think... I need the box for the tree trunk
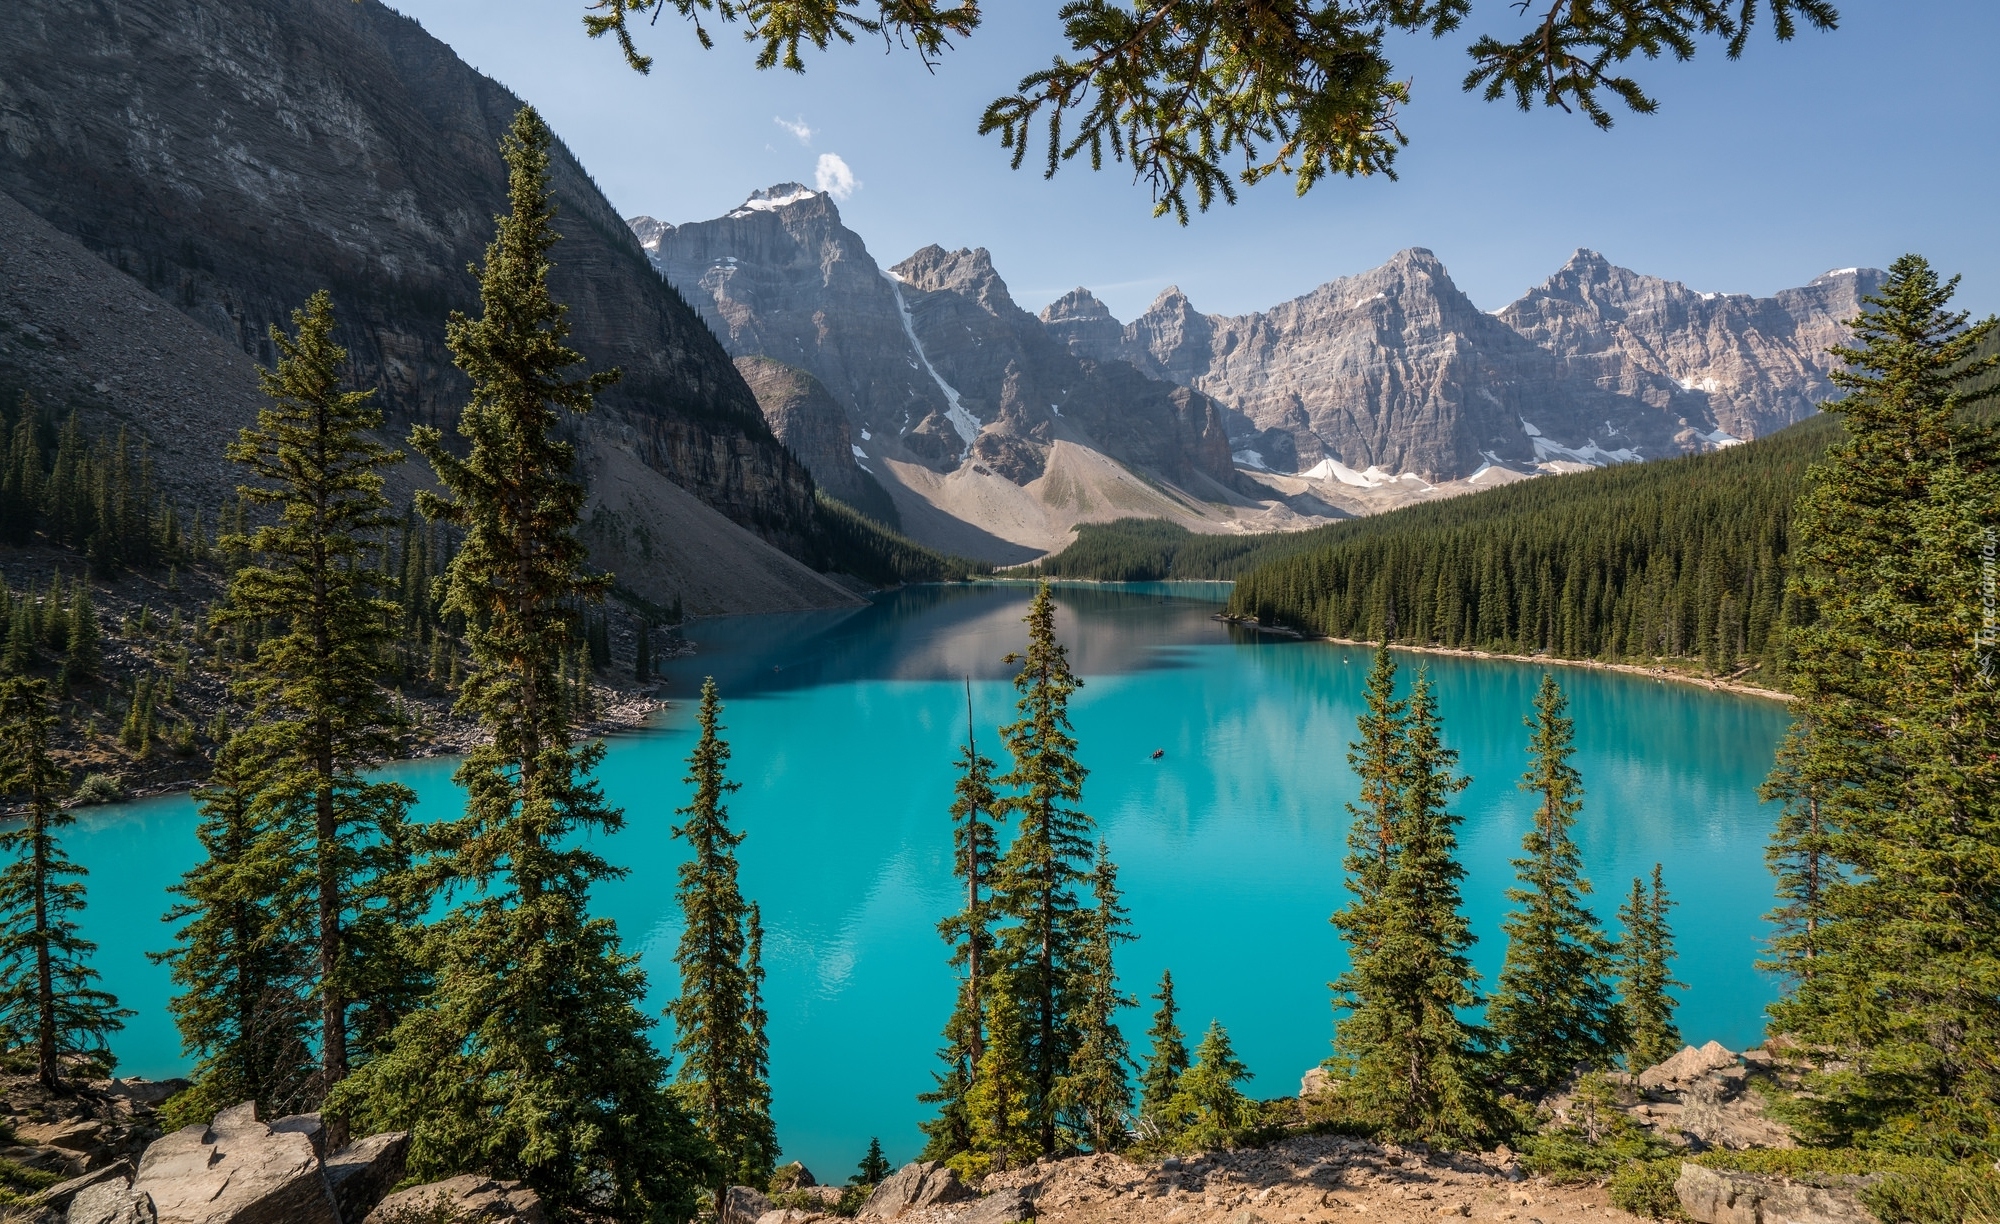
[32,806,58,1091]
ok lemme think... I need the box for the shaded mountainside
[635,187,1312,563]
[0,0,953,610]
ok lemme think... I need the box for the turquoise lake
[66,582,1790,1178]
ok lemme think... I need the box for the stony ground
[976,1139,1638,1224]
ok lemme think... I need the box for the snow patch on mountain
[729,184,819,218]
[883,271,980,453]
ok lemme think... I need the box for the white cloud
[815,153,859,201]
[774,115,814,145]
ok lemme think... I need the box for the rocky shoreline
[1213,617,1792,704]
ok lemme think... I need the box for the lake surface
[67,582,1790,1178]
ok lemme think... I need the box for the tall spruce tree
[1137,969,1188,1120]
[671,678,777,1203]
[1163,1020,1253,1151]
[156,737,316,1119]
[990,582,1095,1155]
[921,680,1002,1161]
[329,106,706,1222]
[212,288,415,1099]
[1333,667,1496,1145]
[1763,256,2000,1155]
[962,963,1037,1173]
[1758,707,1837,980]
[1487,674,1625,1095]
[1055,842,1134,1151]
[0,678,129,1089]
[1618,864,1683,1070]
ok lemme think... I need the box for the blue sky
[389,0,2000,322]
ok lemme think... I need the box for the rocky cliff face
[0,0,825,565]
[733,355,901,526]
[1046,250,1878,481]
[637,189,1246,554]
[1045,249,1697,480]
[1496,250,1880,440]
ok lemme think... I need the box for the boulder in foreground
[363,1175,546,1224]
[1676,1162,1877,1224]
[860,1162,976,1219]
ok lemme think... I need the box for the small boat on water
[1150,748,1164,760]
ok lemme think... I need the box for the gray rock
[324,1132,410,1224]
[1300,1067,1334,1098]
[267,1114,326,1162]
[723,1185,775,1224]
[1676,1163,1876,1224]
[29,1160,133,1216]
[955,1187,1035,1224]
[363,1176,544,1224]
[770,1160,818,1190]
[65,1180,154,1224]
[859,1162,976,1219]
[132,1105,340,1224]
[757,1210,826,1224]
[1641,1042,1741,1091]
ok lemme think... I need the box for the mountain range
[634,186,1879,561]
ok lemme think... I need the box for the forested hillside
[1223,390,1998,682]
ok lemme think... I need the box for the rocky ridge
[1497,252,1883,442]
[1043,251,1873,483]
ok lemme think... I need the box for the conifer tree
[852,1137,891,1186]
[921,680,1002,1161]
[156,738,315,1118]
[1162,1020,1253,1151]
[1334,668,1496,1145]
[1757,708,1836,980]
[1763,256,2000,1154]
[1328,646,1407,1107]
[1137,969,1188,1120]
[1488,674,1625,1095]
[671,678,777,1203]
[213,288,414,1098]
[64,587,99,681]
[329,106,706,1221]
[1055,842,1134,1151]
[961,964,1037,1174]
[0,678,129,1089]
[989,582,1095,1155]
[1618,865,1683,1070]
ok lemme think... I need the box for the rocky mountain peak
[891,245,1016,314]
[1039,287,1125,359]
[1040,287,1115,325]
[627,214,673,254]
[729,182,825,217]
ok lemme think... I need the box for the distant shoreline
[1213,615,1793,704]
